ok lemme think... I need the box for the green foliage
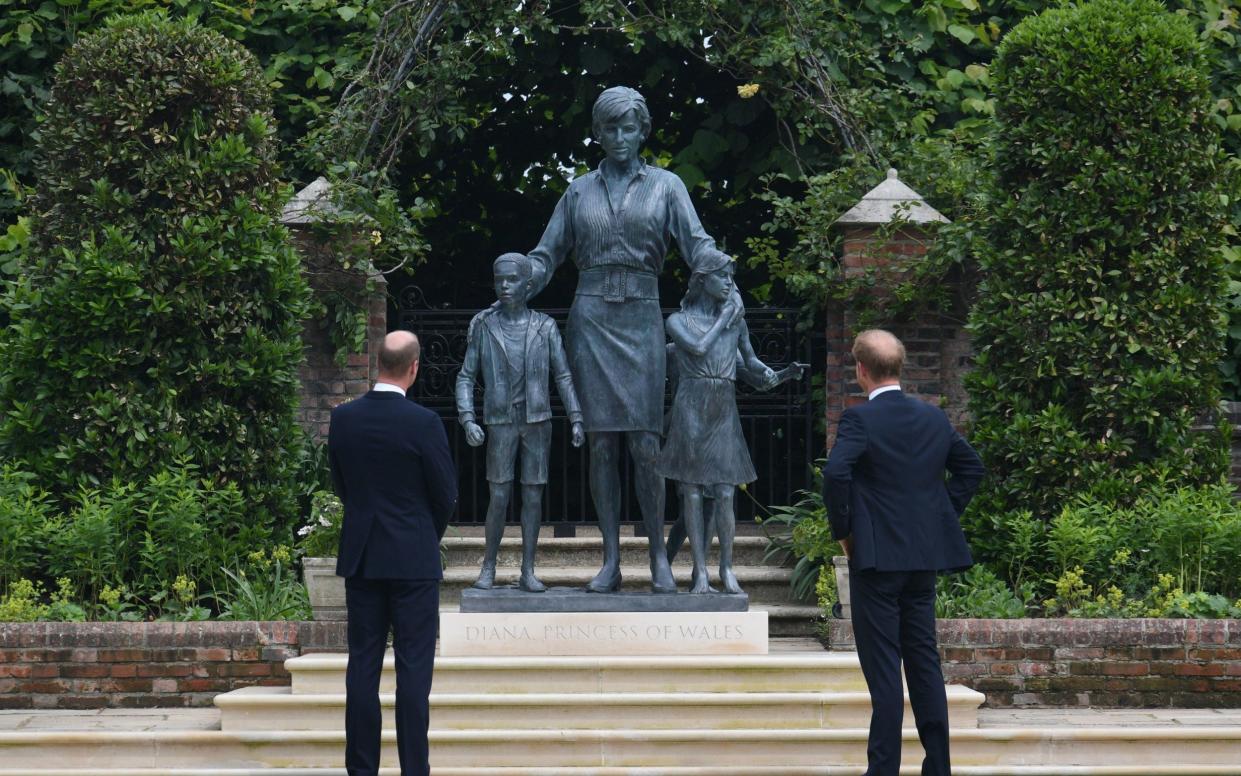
[216,546,310,620]
[0,465,53,593]
[0,577,85,622]
[965,0,1235,525]
[935,565,1034,620]
[0,14,310,536]
[0,0,372,220]
[761,469,839,604]
[296,491,344,559]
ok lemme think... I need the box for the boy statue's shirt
[455,309,582,428]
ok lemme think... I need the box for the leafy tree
[965,0,1235,530]
[0,13,310,533]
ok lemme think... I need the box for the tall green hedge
[965,0,1235,530]
[0,13,310,531]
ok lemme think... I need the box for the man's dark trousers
[850,569,949,776]
[344,577,438,776]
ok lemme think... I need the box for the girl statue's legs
[681,483,715,594]
[711,483,742,594]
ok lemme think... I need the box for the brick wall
[4,620,1239,709]
[291,228,388,442]
[825,224,972,443]
[827,618,1241,708]
[0,622,347,709]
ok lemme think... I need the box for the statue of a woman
[525,86,729,594]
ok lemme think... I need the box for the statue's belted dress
[527,160,720,433]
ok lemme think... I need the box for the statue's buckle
[603,268,626,302]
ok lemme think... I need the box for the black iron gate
[399,285,822,525]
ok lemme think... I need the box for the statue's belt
[577,267,658,302]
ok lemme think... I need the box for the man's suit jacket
[823,390,983,573]
[329,391,458,579]
[455,311,583,426]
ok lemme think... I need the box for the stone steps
[1,727,1238,770]
[4,648,1241,773]
[285,652,864,695]
[214,684,984,731]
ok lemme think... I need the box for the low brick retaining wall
[828,618,1241,707]
[3,619,1239,709]
[0,622,347,709]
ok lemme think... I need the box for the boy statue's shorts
[485,420,552,485]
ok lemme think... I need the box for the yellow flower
[370,229,383,245]
[737,83,760,99]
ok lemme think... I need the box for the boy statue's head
[493,252,533,309]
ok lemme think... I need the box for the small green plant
[297,491,343,559]
[217,547,310,621]
[0,577,85,622]
[762,474,839,605]
[94,584,142,622]
[151,575,211,622]
[936,566,1034,619]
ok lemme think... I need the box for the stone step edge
[286,651,852,672]
[215,685,984,706]
[4,727,1240,744]
[7,769,1241,776]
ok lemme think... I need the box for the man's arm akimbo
[823,410,867,541]
[945,429,985,517]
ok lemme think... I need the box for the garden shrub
[0,466,53,592]
[0,14,310,539]
[965,0,1236,531]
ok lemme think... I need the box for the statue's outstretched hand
[464,421,486,447]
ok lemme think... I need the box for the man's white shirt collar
[373,382,406,395]
[868,385,902,401]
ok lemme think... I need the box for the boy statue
[456,252,585,592]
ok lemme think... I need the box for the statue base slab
[440,609,768,656]
[459,586,748,613]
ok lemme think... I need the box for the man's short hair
[493,252,532,280]
[852,329,905,382]
[378,331,420,375]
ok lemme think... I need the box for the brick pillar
[827,170,970,445]
[281,178,389,443]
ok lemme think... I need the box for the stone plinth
[459,586,748,613]
[439,611,769,656]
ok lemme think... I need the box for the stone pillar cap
[834,168,949,227]
[281,176,341,225]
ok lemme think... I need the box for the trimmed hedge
[965,0,1235,529]
[0,13,309,531]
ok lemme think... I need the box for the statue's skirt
[566,293,665,434]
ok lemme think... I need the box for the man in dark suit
[329,330,458,776]
[823,329,984,776]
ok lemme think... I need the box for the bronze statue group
[329,84,982,776]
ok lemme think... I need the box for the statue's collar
[595,157,649,178]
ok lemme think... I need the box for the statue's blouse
[527,160,719,290]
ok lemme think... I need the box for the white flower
[297,525,313,537]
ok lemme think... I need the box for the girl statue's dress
[657,312,757,488]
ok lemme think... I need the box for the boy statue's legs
[473,422,520,590]
[519,483,545,592]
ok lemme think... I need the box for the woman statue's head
[592,86,651,164]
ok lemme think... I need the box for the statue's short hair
[378,330,420,375]
[592,86,651,140]
[852,329,905,382]
[493,252,532,279]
